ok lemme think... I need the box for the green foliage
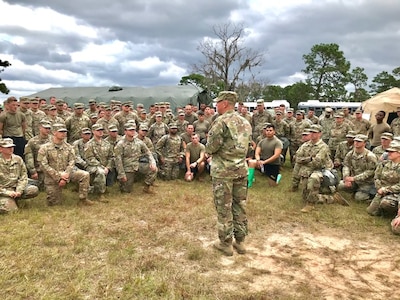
[0,59,11,94]
[347,67,370,101]
[302,43,350,101]
[369,67,400,95]
[284,81,314,109]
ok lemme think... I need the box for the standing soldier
[24,120,52,191]
[333,131,356,179]
[251,99,272,141]
[38,123,93,206]
[30,98,46,136]
[206,91,252,256]
[328,112,352,158]
[289,111,310,166]
[55,99,71,121]
[148,112,169,145]
[390,107,400,137]
[65,103,92,144]
[18,97,34,141]
[96,105,119,138]
[114,123,157,194]
[352,109,371,135]
[85,99,98,116]
[320,107,334,144]
[114,102,138,135]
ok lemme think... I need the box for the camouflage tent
[26,85,211,111]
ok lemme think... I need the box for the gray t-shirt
[257,136,283,165]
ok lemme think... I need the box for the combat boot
[143,184,156,194]
[213,239,233,256]
[301,203,315,213]
[333,192,350,206]
[233,237,246,254]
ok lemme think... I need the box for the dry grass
[0,166,399,300]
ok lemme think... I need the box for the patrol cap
[169,123,178,129]
[52,123,68,132]
[214,91,238,104]
[178,111,185,116]
[137,103,144,108]
[256,99,264,105]
[122,101,132,107]
[262,122,272,129]
[81,127,91,134]
[345,131,357,138]
[287,108,294,113]
[386,140,400,152]
[302,128,312,135]
[0,138,16,148]
[103,105,112,111]
[139,124,149,131]
[295,110,304,115]
[355,109,363,114]
[155,112,162,117]
[21,97,30,104]
[124,123,136,130]
[325,107,333,113]
[334,112,344,118]
[39,120,52,129]
[74,103,85,109]
[353,134,368,142]
[309,124,322,133]
[90,113,98,119]
[275,111,282,115]
[48,105,57,111]
[140,110,147,114]
[56,99,65,105]
[108,124,118,132]
[30,98,39,104]
[381,132,393,140]
[92,123,104,131]
[88,99,96,104]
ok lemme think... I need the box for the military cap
[40,120,52,129]
[295,110,304,115]
[52,123,68,132]
[214,91,238,104]
[108,124,118,132]
[74,103,85,109]
[103,105,112,111]
[275,111,282,115]
[287,108,294,113]
[55,99,65,105]
[122,101,132,107]
[386,140,400,152]
[136,103,144,108]
[353,134,368,142]
[178,111,185,116]
[0,138,16,148]
[169,123,178,129]
[98,102,106,107]
[92,124,104,131]
[139,124,149,131]
[90,113,98,119]
[325,107,333,113]
[256,99,264,104]
[140,109,147,114]
[381,132,394,140]
[155,112,162,117]
[88,99,96,104]
[124,123,136,130]
[113,106,120,112]
[159,102,166,107]
[21,97,30,104]
[81,127,91,134]
[345,131,357,138]
[48,105,57,110]
[334,112,344,118]
[114,100,122,106]
[110,99,117,104]
[309,124,322,132]
[302,128,312,135]
[355,109,363,114]
[262,123,272,129]
[30,98,39,104]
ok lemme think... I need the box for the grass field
[1,166,399,300]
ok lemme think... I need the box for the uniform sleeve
[205,119,224,155]
[353,153,377,183]
[16,158,28,194]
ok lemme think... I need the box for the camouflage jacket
[352,118,371,135]
[289,120,310,145]
[114,137,155,178]
[271,119,290,138]
[206,110,252,179]
[37,140,76,182]
[320,117,334,141]
[148,122,169,144]
[96,117,119,137]
[0,154,28,195]
[24,134,51,175]
[65,114,92,143]
[155,134,185,163]
[343,148,377,184]
[390,117,400,137]
[31,109,46,136]
[114,111,138,135]
[295,139,332,177]
[328,122,352,151]
[251,110,272,136]
[334,141,353,166]
[374,160,400,194]
[84,138,114,170]
[72,139,89,169]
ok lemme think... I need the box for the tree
[369,67,400,95]
[347,67,370,102]
[193,22,264,92]
[302,43,350,101]
[284,82,315,109]
[0,59,11,94]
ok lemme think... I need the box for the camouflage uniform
[72,138,90,170]
[289,119,310,165]
[31,109,46,136]
[114,136,157,192]
[96,116,119,137]
[156,134,185,180]
[328,122,352,157]
[84,137,114,194]
[44,114,65,127]
[320,116,334,144]
[65,114,92,143]
[353,118,371,135]
[333,141,354,178]
[367,160,400,217]
[24,133,51,190]
[390,117,400,137]
[251,110,272,141]
[38,139,90,205]
[296,139,333,205]
[148,122,169,145]
[206,106,252,246]
[18,106,34,140]
[114,111,138,135]
[0,153,39,213]
[338,148,377,201]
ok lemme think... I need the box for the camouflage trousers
[367,194,399,217]
[391,217,400,235]
[289,141,302,166]
[0,185,39,213]
[158,160,180,180]
[301,171,327,204]
[87,166,107,194]
[44,169,90,205]
[119,167,157,193]
[212,176,248,243]
[338,181,373,202]
[291,163,301,189]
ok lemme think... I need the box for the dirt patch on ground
[203,228,400,299]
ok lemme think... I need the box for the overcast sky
[1,0,399,100]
